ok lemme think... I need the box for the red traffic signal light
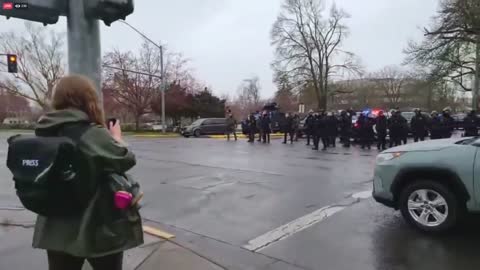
[7,54,18,73]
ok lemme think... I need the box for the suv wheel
[193,129,201,137]
[399,180,462,233]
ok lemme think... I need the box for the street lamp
[118,20,166,133]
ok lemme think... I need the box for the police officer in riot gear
[339,110,351,147]
[283,113,295,144]
[463,110,479,137]
[326,111,338,147]
[312,112,321,150]
[305,110,315,146]
[357,112,374,149]
[247,113,257,143]
[429,111,442,139]
[388,110,402,147]
[441,107,455,138]
[411,108,428,142]
[260,112,272,143]
[375,110,388,150]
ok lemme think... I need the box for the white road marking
[243,190,373,252]
[351,190,372,199]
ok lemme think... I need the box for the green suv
[373,137,480,232]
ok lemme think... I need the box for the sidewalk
[0,208,223,270]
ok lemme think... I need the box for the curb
[131,134,181,138]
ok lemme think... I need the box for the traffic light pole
[67,0,102,101]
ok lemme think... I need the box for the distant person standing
[429,111,442,139]
[375,110,388,150]
[293,114,301,142]
[388,110,402,147]
[463,110,479,137]
[319,111,329,150]
[247,113,256,143]
[326,111,338,147]
[255,111,262,142]
[261,112,272,143]
[226,114,237,141]
[396,110,408,145]
[312,113,321,150]
[283,113,295,144]
[339,110,351,147]
[358,113,374,149]
[305,110,315,146]
[411,109,428,142]
[441,108,455,138]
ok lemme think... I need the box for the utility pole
[67,0,102,100]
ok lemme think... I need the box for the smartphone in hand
[107,118,117,129]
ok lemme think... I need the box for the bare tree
[103,42,160,130]
[237,76,262,113]
[404,0,480,92]
[0,22,65,109]
[274,71,297,112]
[271,0,362,110]
[369,66,410,108]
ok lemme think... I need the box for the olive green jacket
[32,109,143,258]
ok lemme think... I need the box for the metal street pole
[67,0,102,101]
[160,46,166,134]
[119,20,166,133]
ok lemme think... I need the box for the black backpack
[6,123,91,217]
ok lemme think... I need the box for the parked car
[373,137,480,233]
[181,118,227,137]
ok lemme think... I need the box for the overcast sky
[0,0,439,98]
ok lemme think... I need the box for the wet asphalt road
[1,132,480,270]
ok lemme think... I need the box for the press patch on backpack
[22,159,39,167]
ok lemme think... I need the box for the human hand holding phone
[107,118,124,144]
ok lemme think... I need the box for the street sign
[84,0,134,26]
[0,0,66,25]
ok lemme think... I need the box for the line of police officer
[244,107,479,150]
[302,107,474,151]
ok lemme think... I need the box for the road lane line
[143,225,175,240]
[243,190,372,252]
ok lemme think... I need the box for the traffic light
[7,54,18,73]
[84,0,134,26]
[0,0,65,26]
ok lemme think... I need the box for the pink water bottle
[114,191,133,209]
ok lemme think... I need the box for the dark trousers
[226,130,237,141]
[377,132,387,150]
[329,136,336,147]
[47,251,123,270]
[284,131,294,143]
[306,131,312,145]
[321,137,329,149]
[248,129,255,142]
[361,136,372,149]
[389,135,401,147]
[262,132,271,143]
[340,130,350,146]
[257,130,263,141]
[413,132,425,142]
[313,135,320,149]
